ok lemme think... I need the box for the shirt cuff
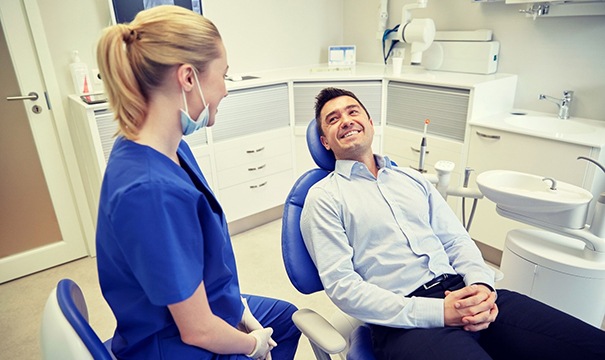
[463,273,495,291]
[413,297,444,328]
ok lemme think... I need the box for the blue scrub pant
[370,275,605,360]
[213,294,300,359]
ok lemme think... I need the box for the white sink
[476,170,593,229]
[504,115,596,135]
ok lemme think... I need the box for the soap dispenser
[69,50,93,95]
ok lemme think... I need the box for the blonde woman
[95,6,300,359]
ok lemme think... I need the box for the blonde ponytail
[96,6,222,139]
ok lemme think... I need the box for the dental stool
[41,278,116,360]
[281,119,377,360]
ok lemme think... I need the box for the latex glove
[239,297,263,332]
[247,327,277,360]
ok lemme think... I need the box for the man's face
[319,95,374,161]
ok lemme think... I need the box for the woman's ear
[176,64,195,91]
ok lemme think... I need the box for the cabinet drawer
[213,128,292,171]
[383,126,463,170]
[218,170,294,222]
[468,126,592,185]
[217,153,292,189]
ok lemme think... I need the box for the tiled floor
[0,219,339,360]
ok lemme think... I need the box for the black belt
[422,274,453,290]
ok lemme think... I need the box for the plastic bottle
[69,50,93,95]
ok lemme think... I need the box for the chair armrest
[292,308,347,354]
[486,262,504,282]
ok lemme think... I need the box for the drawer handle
[249,181,268,189]
[476,131,501,140]
[248,164,267,171]
[410,147,429,154]
[246,146,265,154]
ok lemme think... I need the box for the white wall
[204,0,344,74]
[35,0,344,112]
[344,0,605,121]
[35,0,604,121]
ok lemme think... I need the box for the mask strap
[181,87,189,113]
[192,68,208,108]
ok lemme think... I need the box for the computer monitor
[108,0,202,24]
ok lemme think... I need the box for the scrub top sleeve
[111,182,204,306]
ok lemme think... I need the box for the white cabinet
[384,82,473,216]
[214,128,294,222]
[383,127,464,211]
[67,96,215,244]
[466,125,598,250]
[67,96,119,239]
[210,83,293,222]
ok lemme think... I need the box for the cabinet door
[467,126,593,250]
[383,126,463,172]
[383,126,463,216]
[387,82,469,142]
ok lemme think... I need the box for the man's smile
[341,129,361,139]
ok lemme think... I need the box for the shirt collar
[334,154,393,179]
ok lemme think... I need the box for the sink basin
[476,170,593,229]
[504,115,596,135]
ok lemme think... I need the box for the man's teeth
[343,130,360,138]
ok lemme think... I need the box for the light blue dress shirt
[300,155,494,329]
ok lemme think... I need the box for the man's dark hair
[314,87,371,136]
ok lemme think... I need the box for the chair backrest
[40,278,114,360]
[281,119,335,294]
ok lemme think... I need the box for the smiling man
[300,87,605,360]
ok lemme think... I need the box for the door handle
[6,92,39,101]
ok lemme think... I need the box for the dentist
[95,6,300,359]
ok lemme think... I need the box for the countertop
[224,62,516,91]
[469,110,605,148]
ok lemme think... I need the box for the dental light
[395,0,436,66]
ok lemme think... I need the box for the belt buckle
[423,274,447,290]
[423,281,439,290]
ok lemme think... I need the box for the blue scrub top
[96,137,243,359]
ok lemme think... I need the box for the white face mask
[179,68,209,135]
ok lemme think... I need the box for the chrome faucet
[539,90,574,119]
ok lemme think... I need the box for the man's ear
[320,136,330,151]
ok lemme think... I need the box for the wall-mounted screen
[109,0,202,24]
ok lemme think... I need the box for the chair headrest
[306,119,336,171]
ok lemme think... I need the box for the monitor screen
[109,0,202,24]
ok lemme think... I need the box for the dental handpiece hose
[462,167,478,231]
[418,119,430,173]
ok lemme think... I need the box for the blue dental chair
[40,278,116,360]
[281,119,377,360]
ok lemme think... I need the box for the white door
[0,0,88,283]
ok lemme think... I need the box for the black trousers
[369,275,605,360]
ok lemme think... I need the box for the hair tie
[124,28,140,44]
